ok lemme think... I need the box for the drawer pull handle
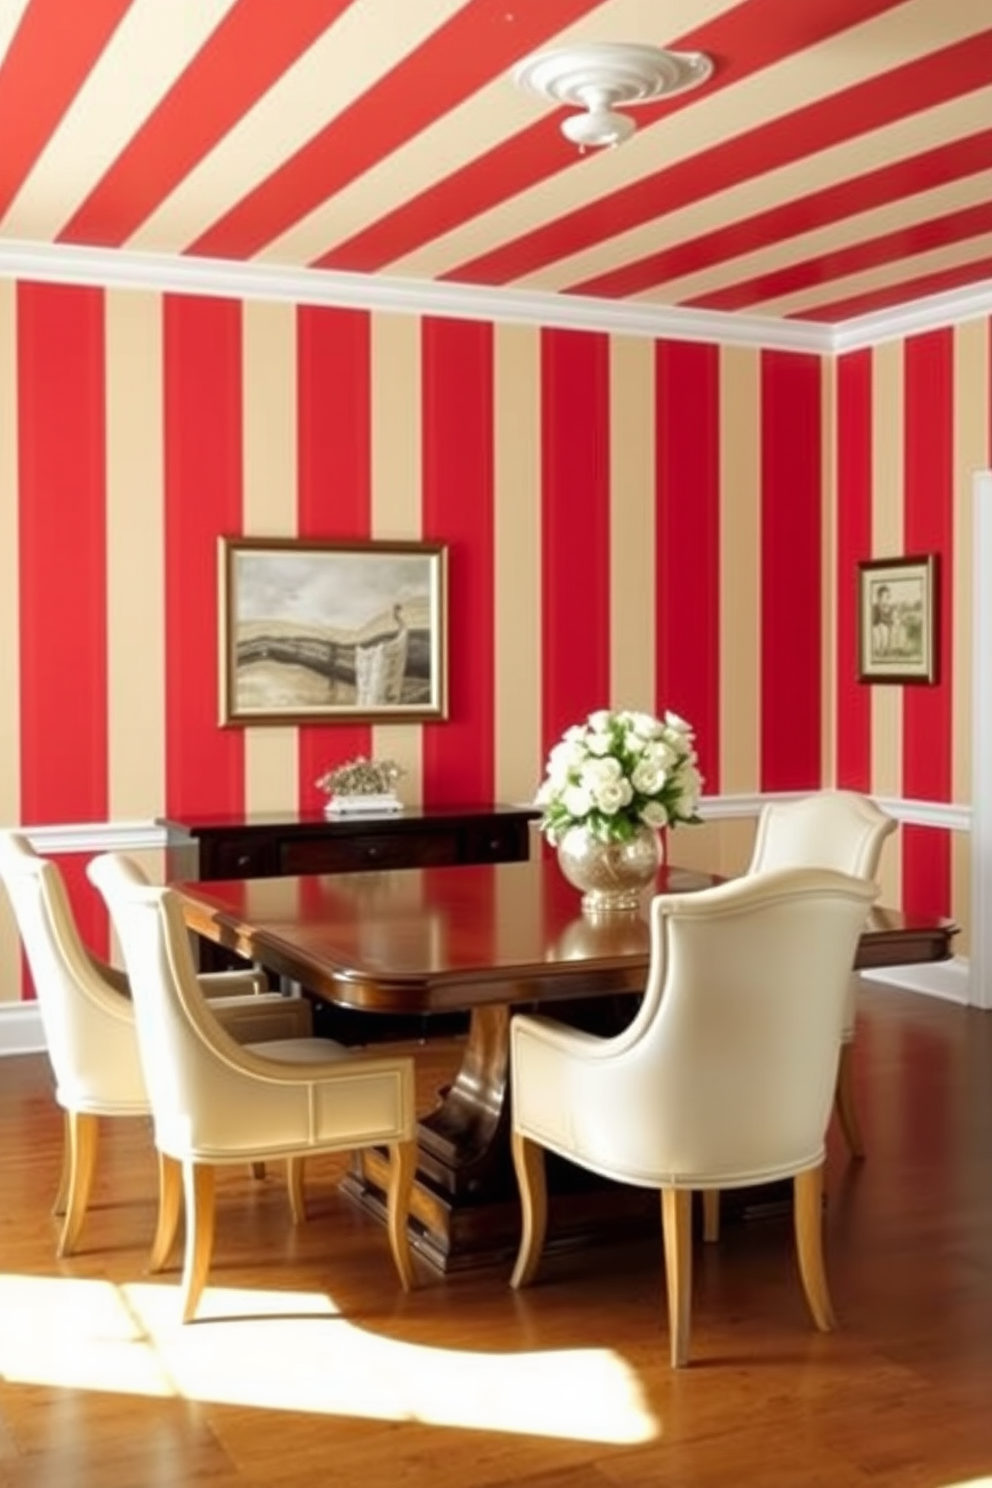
[236,853,251,869]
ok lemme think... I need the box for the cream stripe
[0,280,21,1000]
[631,169,992,311]
[952,318,986,805]
[494,322,541,806]
[2,0,238,238]
[242,299,298,812]
[749,232,992,320]
[392,0,987,282]
[718,345,760,797]
[609,335,655,715]
[370,311,423,797]
[260,0,735,266]
[0,0,31,60]
[131,0,465,254]
[870,339,904,903]
[105,289,166,822]
[950,318,986,955]
[820,357,836,783]
[530,89,992,294]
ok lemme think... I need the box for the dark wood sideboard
[160,803,538,1041]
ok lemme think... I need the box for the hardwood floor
[2,983,992,1487]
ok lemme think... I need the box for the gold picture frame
[857,553,938,684]
[219,537,448,725]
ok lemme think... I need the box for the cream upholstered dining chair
[0,830,313,1258]
[508,868,879,1369]
[746,790,896,1160]
[87,851,418,1322]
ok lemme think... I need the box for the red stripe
[835,352,873,789]
[760,352,823,791]
[59,0,358,248]
[0,0,131,220]
[902,331,954,917]
[296,305,372,811]
[692,198,992,314]
[17,282,108,827]
[655,341,720,794]
[791,253,992,323]
[575,128,992,301]
[189,0,601,262]
[540,329,611,754]
[421,319,495,806]
[163,296,245,819]
[450,23,992,289]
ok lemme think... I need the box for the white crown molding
[1,240,990,356]
[831,278,992,354]
[0,239,830,353]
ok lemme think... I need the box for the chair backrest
[748,790,896,880]
[0,830,148,1113]
[551,868,879,1187]
[88,851,403,1161]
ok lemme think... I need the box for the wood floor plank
[1,986,991,1486]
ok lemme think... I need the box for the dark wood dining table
[176,857,958,1273]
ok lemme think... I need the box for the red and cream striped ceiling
[1,0,991,332]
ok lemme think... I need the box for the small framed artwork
[219,537,448,725]
[857,553,938,684]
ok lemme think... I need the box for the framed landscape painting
[220,537,448,725]
[857,553,938,684]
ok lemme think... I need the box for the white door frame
[971,470,992,1009]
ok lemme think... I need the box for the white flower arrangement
[316,756,404,797]
[535,708,703,846]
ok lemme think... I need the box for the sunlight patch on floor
[0,1274,658,1444]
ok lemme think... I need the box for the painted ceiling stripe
[689,192,992,314]
[647,166,992,311]
[0,0,132,222]
[128,0,467,255]
[359,0,915,283]
[440,12,992,290]
[186,0,604,263]
[262,0,736,270]
[4,0,238,241]
[793,256,992,325]
[292,0,735,272]
[58,0,358,250]
[567,113,992,302]
[426,0,923,286]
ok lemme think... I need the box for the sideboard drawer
[280,828,461,876]
[208,836,280,879]
[460,818,532,863]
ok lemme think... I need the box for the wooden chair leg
[286,1156,306,1224]
[833,1042,865,1158]
[661,1188,693,1368]
[794,1164,836,1332]
[250,1162,266,1180]
[149,1152,183,1273]
[702,1189,721,1243]
[384,1139,417,1291]
[180,1161,216,1323]
[52,1114,71,1216]
[57,1110,99,1257]
[509,1130,547,1289]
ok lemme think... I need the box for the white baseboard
[860,954,971,1006]
[0,1002,45,1056]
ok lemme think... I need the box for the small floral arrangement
[315,756,404,797]
[535,708,703,846]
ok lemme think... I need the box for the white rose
[583,755,623,789]
[592,778,633,816]
[586,729,614,758]
[563,782,593,818]
[588,709,612,731]
[640,800,669,827]
[631,759,666,795]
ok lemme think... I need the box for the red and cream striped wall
[0,276,987,1006]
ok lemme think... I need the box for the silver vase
[556,822,662,915]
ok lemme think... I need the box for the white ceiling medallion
[513,42,713,149]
